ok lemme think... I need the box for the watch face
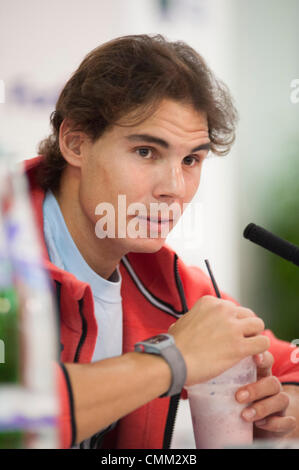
[147,334,169,345]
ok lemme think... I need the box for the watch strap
[159,343,187,397]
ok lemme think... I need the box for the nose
[153,163,186,201]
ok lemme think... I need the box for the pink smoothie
[188,383,253,449]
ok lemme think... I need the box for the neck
[53,166,123,280]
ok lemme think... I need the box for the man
[24,34,299,449]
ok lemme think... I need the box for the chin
[126,236,167,254]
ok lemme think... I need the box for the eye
[136,147,153,158]
[183,155,200,167]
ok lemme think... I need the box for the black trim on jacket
[59,362,77,448]
[74,298,87,362]
[54,281,64,354]
[121,256,185,318]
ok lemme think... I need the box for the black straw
[204,259,221,299]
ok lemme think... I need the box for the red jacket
[24,156,299,449]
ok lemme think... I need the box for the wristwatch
[134,333,187,397]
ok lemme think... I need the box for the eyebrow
[126,134,211,153]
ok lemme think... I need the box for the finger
[235,307,256,319]
[240,317,265,337]
[236,376,282,404]
[243,334,270,357]
[241,392,289,422]
[253,351,274,378]
[254,415,296,433]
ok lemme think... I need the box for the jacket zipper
[163,254,189,449]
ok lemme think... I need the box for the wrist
[128,351,172,397]
[134,333,187,397]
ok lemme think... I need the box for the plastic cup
[185,356,257,449]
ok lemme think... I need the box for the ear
[59,118,87,168]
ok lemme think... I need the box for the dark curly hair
[37,34,238,191]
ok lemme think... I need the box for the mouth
[137,216,174,224]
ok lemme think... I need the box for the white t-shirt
[43,189,123,447]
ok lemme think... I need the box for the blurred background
[0,0,298,449]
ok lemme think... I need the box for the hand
[169,295,270,386]
[235,351,297,439]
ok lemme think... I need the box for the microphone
[243,223,299,267]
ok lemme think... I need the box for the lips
[138,216,173,223]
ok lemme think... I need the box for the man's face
[79,98,210,255]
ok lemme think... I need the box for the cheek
[79,162,116,228]
[185,174,201,202]
[115,162,151,201]
[83,154,120,198]
[82,164,109,203]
